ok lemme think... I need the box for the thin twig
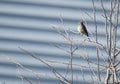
[19,47,70,84]
[69,41,73,84]
[92,0,101,82]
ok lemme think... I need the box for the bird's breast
[78,25,83,33]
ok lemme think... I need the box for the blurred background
[0,0,120,84]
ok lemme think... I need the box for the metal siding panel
[0,0,119,84]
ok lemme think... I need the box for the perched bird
[77,21,89,37]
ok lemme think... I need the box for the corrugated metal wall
[0,0,120,84]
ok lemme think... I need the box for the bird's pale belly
[78,25,84,34]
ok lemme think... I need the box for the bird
[77,21,89,37]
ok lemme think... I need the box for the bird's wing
[83,24,89,36]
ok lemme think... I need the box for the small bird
[77,21,89,37]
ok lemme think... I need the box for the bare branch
[19,47,70,84]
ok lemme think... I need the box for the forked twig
[19,47,70,84]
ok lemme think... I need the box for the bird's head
[79,19,84,24]
[79,20,84,25]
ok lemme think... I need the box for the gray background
[0,0,120,84]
